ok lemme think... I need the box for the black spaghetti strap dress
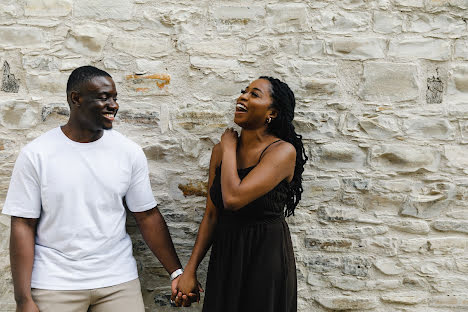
[202,141,297,312]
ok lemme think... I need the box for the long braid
[260,76,308,216]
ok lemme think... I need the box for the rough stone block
[454,40,468,60]
[386,219,430,234]
[305,237,353,252]
[124,74,170,96]
[298,40,324,59]
[0,99,39,129]
[189,56,238,71]
[388,38,450,61]
[430,295,468,308]
[293,111,337,140]
[299,178,340,208]
[370,144,440,173]
[374,258,404,275]
[427,76,443,104]
[403,117,454,140]
[0,26,48,49]
[177,38,241,57]
[26,72,67,94]
[1,61,19,93]
[315,296,378,310]
[74,0,133,20]
[112,36,171,58]
[358,62,419,102]
[406,14,466,38]
[325,38,386,60]
[65,24,110,56]
[401,182,455,219]
[24,0,72,17]
[373,11,403,33]
[428,237,466,254]
[432,220,468,233]
[381,292,427,304]
[212,5,265,21]
[265,3,310,33]
[358,115,402,139]
[330,277,366,291]
[445,145,468,169]
[394,0,424,8]
[300,78,339,98]
[312,10,370,34]
[315,143,366,169]
[447,64,468,104]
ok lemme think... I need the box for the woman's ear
[268,108,278,120]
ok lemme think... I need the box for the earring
[267,117,272,124]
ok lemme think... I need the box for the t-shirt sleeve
[125,147,157,212]
[2,150,41,218]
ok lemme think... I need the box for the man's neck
[61,123,104,143]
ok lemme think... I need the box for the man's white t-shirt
[2,127,157,290]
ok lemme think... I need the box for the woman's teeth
[236,104,247,112]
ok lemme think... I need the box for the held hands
[220,128,238,152]
[171,272,204,307]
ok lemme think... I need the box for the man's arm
[10,216,39,312]
[132,207,182,275]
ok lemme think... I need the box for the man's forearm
[10,217,37,304]
[133,208,182,274]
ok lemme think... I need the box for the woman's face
[234,79,275,129]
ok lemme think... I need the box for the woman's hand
[171,272,203,307]
[220,128,238,152]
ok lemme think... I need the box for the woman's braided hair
[260,76,308,216]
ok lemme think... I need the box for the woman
[174,77,307,311]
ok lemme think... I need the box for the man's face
[74,76,119,131]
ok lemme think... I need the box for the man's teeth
[236,104,247,111]
[104,113,114,118]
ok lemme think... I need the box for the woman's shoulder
[259,139,296,167]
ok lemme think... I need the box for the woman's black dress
[202,163,297,312]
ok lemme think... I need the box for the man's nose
[108,99,119,110]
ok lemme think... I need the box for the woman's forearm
[221,147,242,210]
[184,210,218,275]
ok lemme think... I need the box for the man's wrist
[170,268,184,281]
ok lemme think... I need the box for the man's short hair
[66,66,112,94]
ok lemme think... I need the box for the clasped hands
[171,272,204,307]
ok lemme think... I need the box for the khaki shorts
[31,278,145,312]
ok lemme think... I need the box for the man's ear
[69,91,81,108]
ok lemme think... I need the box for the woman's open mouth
[235,103,247,113]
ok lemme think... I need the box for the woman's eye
[240,89,246,94]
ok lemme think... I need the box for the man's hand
[16,299,39,312]
[171,273,203,307]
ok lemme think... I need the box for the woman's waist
[218,212,285,228]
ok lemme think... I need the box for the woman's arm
[172,144,222,305]
[220,129,296,211]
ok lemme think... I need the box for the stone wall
[1,0,468,311]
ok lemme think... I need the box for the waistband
[218,214,285,228]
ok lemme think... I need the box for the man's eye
[251,92,258,97]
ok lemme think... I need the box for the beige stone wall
[1,0,468,311]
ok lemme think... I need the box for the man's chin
[103,124,113,130]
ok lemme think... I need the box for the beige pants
[31,278,145,312]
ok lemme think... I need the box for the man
[3,66,193,311]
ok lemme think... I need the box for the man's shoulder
[106,129,142,151]
[22,127,61,154]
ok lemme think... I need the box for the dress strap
[257,139,282,163]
